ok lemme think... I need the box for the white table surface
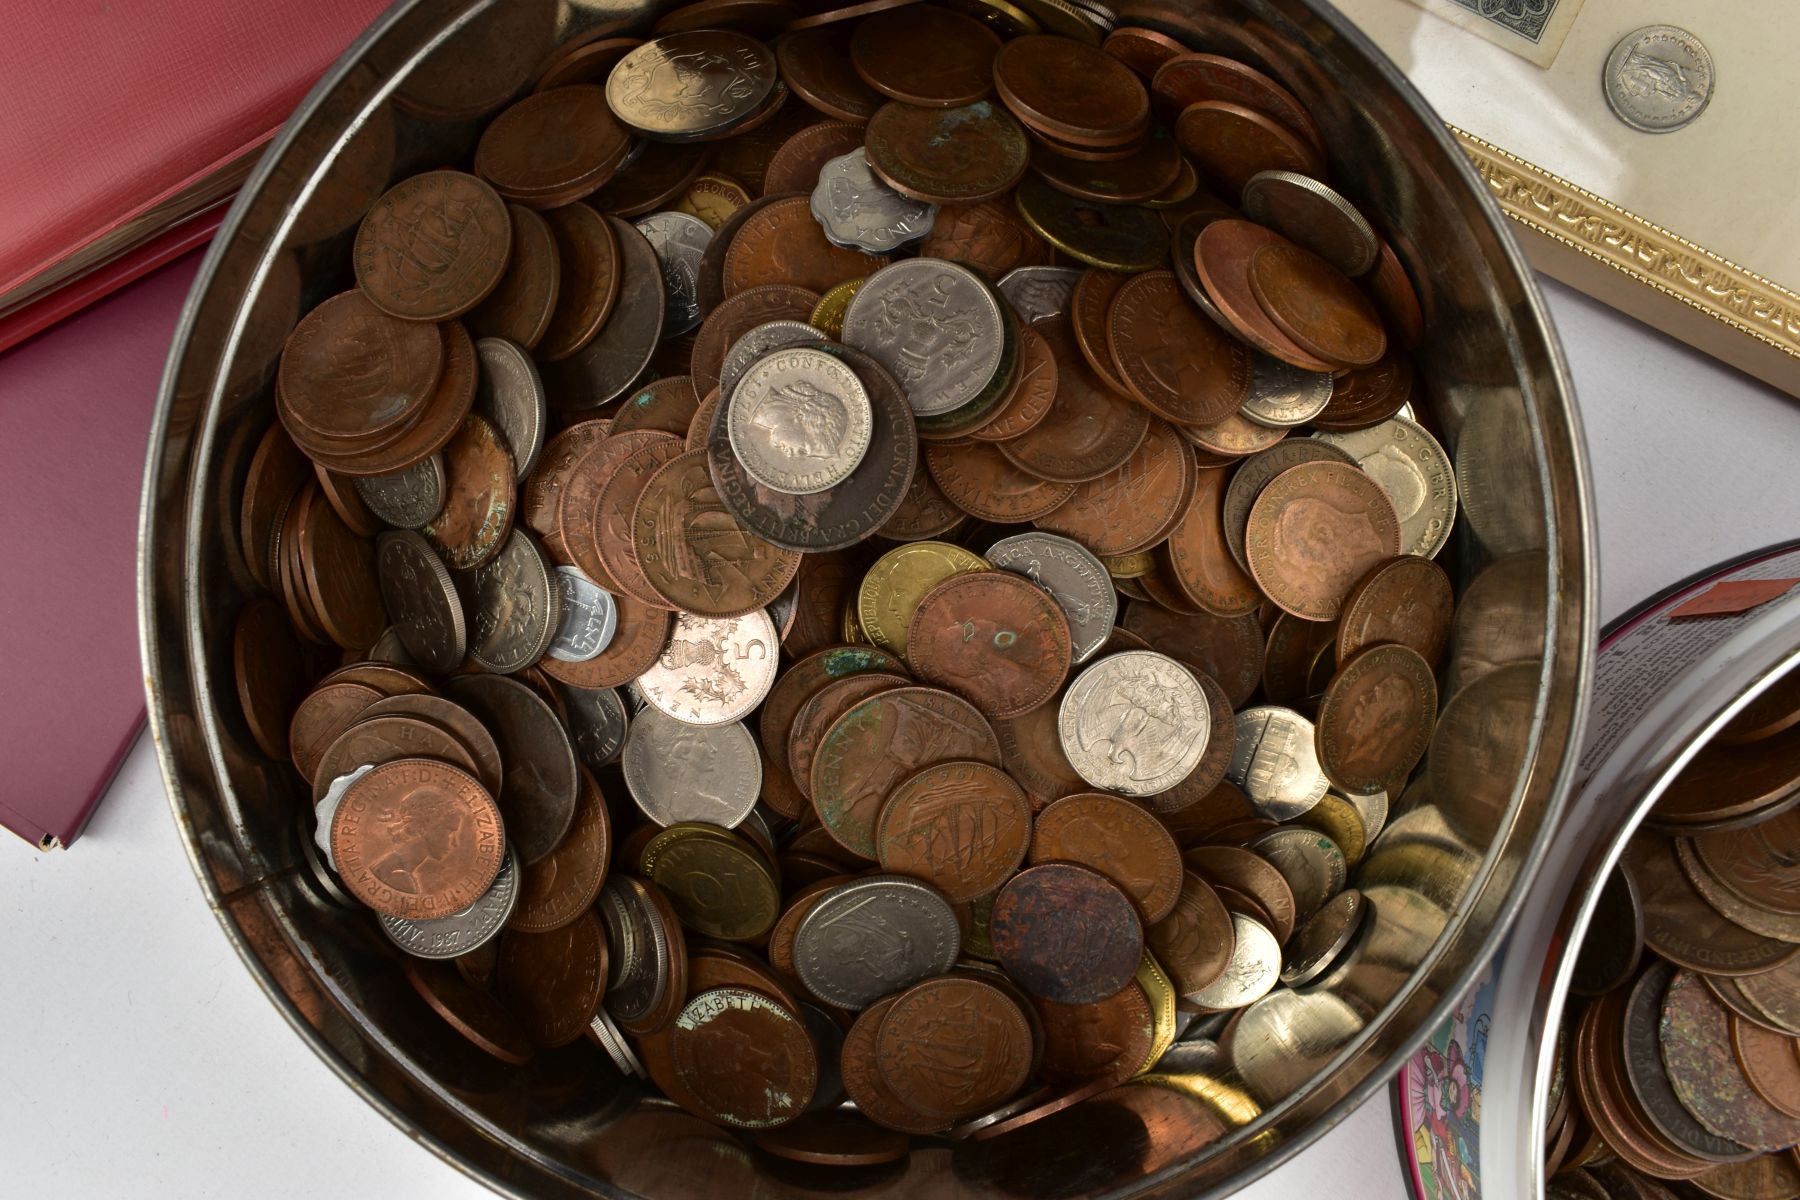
[2,277,1795,1199]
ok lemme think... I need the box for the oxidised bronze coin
[354,170,512,321]
[330,758,505,921]
[632,448,802,617]
[851,5,1001,108]
[991,862,1144,1004]
[865,100,1031,204]
[905,570,1073,719]
[876,759,1033,901]
[1337,555,1454,670]
[1105,269,1251,426]
[876,975,1034,1118]
[1245,461,1401,621]
[1030,792,1185,924]
[1316,644,1437,796]
[1247,240,1387,368]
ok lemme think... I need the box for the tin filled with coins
[144,0,1592,1194]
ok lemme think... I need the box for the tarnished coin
[441,673,580,865]
[1336,555,1454,670]
[634,210,714,335]
[850,4,1001,108]
[986,532,1117,663]
[1246,461,1401,620]
[671,987,816,1128]
[906,570,1072,720]
[990,862,1144,1004]
[1661,969,1800,1151]
[465,528,560,674]
[560,683,630,771]
[997,264,1082,324]
[841,260,1004,417]
[546,215,666,407]
[726,346,873,494]
[1030,792,1184,924]
[355,455,448,530]
[1228,705,1329,821]
[640,823,781,940]
[354,171,512,321]
[622,708,761,828]
[376,530,467,673]
[1240,352,1333,429]
[812,149,939,252]
[1314,416,1457,560]
[1242,171,1378,277]
[331,758,505,920]
[631,449,802,616]
[634,608,778,724]
[875,760,1032,901]
[864,100,1031,205]
[877,976,1034,1120]
[547,566,617,662]
[606,32,779,141]
[1605,26,1714,133]
[1058,651,1210,796]
[421,413,516,571]
[1316,644,1437,796]
[498,911,608,1047]
[793,875,963,1009]
[1190,912,1280,1011]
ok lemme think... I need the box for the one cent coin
[330,758,505,920]
[875,760,1032,901]
[354,170,512,321]
[1030,792,1185,924]
[876,976,1034,1119]
[905,570,1073,720]
[991,862,1144,1004]
[1245,461,1401,621]
[1336,555,1455,670]
[497,910,608,1047]
[1315,644,1438,796]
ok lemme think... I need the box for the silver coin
[985,531,1117,664]
[620,708,762,828]
[547,565,617,662]
[1221,439,1356,572]
[440,673,580,865]
[1241,171,1379,277]
[810,149,938,253]
[792,875,962,1009]
[841,259,1004,417]
[996,265,1081,325]
[355,455,447,529]
[545,216,665,409]
[1314,415,1458,559]
[1238,352,1333,429]
[588,1009,650,1079]
[375,530,466,672]
[380,848,520,959]
[634,608,778,725]
[606,32,778,141]
[1604,25,1713,134]
[314,763,377,870]
[465,528,561,674]
[718,319,827,408]
[1058,650,1210,796]
[473,337,547,479]
[1189,913,1280,1010]
[598,877,672,1025]
[726,346,874,495]
[1248,826,1346,926]
[1280,888,1366,987]
[1227,705,1329,821]
[560,683,630,770]
[634,211,713,337]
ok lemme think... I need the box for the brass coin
[1247,240,1387,368]
[865,100,1031,204]
[1315,644,1437,796]
[1245,461,1402,621]
[850,5,1001,109]
[1105,269,1251,426]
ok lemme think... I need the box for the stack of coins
[234,0,1465,1161]
[1543,676,1800,1198]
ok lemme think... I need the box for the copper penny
[1032,984,1156,1088]
[1122,603,1264,708]
[1039,419,1196,557]
[354,171,511,321]
[518,418,609,555]
[920,200,1052,281]
[536,203,621,363]
[1146,870,1234,998]
[1247,240,1387,368]
[1160,465,1261,616]
[1626,834,1799,978]
[557,430,674,591]
[850,5,1000,108]
[475,86,629,206]
[1245,461,1401,621]
[632,448,802,617]
[1731,1014,1800,1119]
[1070,270,1132,395]
[593,437,687,609]
[1140,671,1236,816]
[876,760,1033,900]
[1316,643,1437,795]
[753,1109,911,1166]
[590,142,711,219]
[788,672,911,802]
[905,570,1074,720]
[925,438,1076,521]
[993,35,1151,147]
[1103,26,1191,78]
[508,768,611,933]
[1029,123,1183,204]
[289,681,383,783]
[722,195,888,296]
[1106,270,1251,426]
[688,280,821,398]
[1150,53,1322,153]
[421,413,516,571]
[1175,100,1323,198]
[1030,792,1184,924]
[278,291,443,446]
[777,26,884,121]
[497,911,608,1048]
[876,976,1034,1118]
[763,120,868,194]
[998,317,1149,483]
[1337,555,1454,670]
[1314,353,1414,431]
[330,758,505,920]
[1662,970,1800,1151]
[759,644,907,768]
[970,323,1058,442]
[1193,218,1336,372]
[991,862,1144,1003]
[810,685,1002,859]
[669,987,817,1128]
[841,996,954,1134]
[883,468,967,539]
[538,594,671,689]
[865,100,1031,205]
[1183,844,1297,943]
[992,698,1088,806]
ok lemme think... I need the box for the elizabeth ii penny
[876,760,1032,901]
[993,35,1150,147]
[1248,240,1387,368]
[1316,644,1437,795]
[1245,461,1401,620]
[905,570,1073,719]
[876,976,1033,1119]
[1104,269,1251,426]
[354,171,512,321]
[330,758,505,921]
[990,862,1144,1004]
[850,5,1000,108]
[998,317,1149,483]
[1336,555,1454,669]
[1030,792,1184,924]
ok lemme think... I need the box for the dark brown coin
[883,467,967,539]
[311,714,480,804]
[1162,464,1263,617]
[1037,418,1195,558]
[558,430,674,591]
[535,203,621,362]
[1247,240,1387,368]
[1337,555,1455,670]
[497,911,608,1048]
[991,862,1144,1004]
[354,171,512,321]
[331,758,505,920]
[841,995,954,1134]
[401,958,532,1065]
[1030,792,1185,924]
[992,697,1087,806]
[1104,270,1250,426]
[1175,100,1323,198]
[1032,984,1155,1087]
[421,413,516,571]
[998,317,1150,483]
[1150,53,1322,153]
[632,449,802,617]
[925,438,1075,521]
[1731,1014,1800,1119]
[508,768,611,933]
[1662,970,1800,1151]
[1246,461,1401,621]
[1103,27,1190,78]
[777,25,884,121]
[722,195,888,296]
[1194,218,1336,372]
[763,120,868,194]
[788,672,910,802]
[475,86,629,206]
[752,1108,910,1166]
[277,291,443,446]
[288,681,383,783]
[1030,123,1183,204]
[1122,604,1264,708]
[876,760,1033,900]
[594,437,687,609]
[441,673,579,866]
[1316,644,1437,796]
[993,35,1151,147]
[876,975,1034,1118]
[1183,844,1297,943]
[687,280,820,398]
[1147,870,1235,998]
[850,5,1000,108]
[538,593,671,689]
[1313,352,1414,431]
[590,142,711,218]
[905,570,1073,720]
[919,200,1052,281]
[970,322,1058,442]
[865,100,1031,204]
[357,693,503,797]
[1627,834,1800,977]
[670,987,817,1128]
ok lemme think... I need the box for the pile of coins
[233,0,1463,1161]
[1544,676,1800,1199]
